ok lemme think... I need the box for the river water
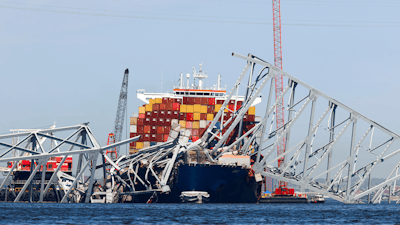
[0,200,399,224]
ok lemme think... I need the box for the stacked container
[129,97,256,154]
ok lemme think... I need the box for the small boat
[310,194,325,203]
[180,191,210,203]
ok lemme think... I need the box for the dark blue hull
[159,164,261,203]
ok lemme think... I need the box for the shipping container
[153,104,160,111]
[157,126,165,134]
[145,104,152,112]
[186,121,193,129]
[186,113,194,121]
[130,141,136,147]
[130,125,137,133]
[151,125,157,133]
[145,111,152,117]
[136,142,144,149]
[171,119,179,125]
[158,118,165,125]
[130,117,137,125]
[144,134,151,142]
[179,120,186,128]
[172,111,179,119]
[139,106,145,114]
[192,129,199,136]
[144,125,151,134]
[137,126,144,133]
[151,117,157,125]
[150,142,157,146]
[186,105,194,113]
[179,112,186,120]
[201,98,208,105]
[180,105,187,113]
[207,105,215,114]
[144,117,151,125]
[164,126,171,134]
[160,110,166,117]
[215,104,222,112]
[155,98,162,103]
[200,113,207,120]
[192,121,199,129]
[164,134,169,142]
[151,134,157,142]
[152,110,159,117]
[160,103,166,111]
[130,133,137,138]
[193,113,201,121]
[149,99,156,105]
[248,106,256,115]
[200,120,207,128]
[207,113,214,121]
[162,97,169,104]
[192,136,200,142]
[194,97,201,104]
[165,118,172,126]
[157,134,164,142]
[173,103,180,111]
[143,142,151,148]
[201,105,207,114]
[208,98,216,105]
[166,110,173,118]
[217,100,224,104]
[193,104,201,113]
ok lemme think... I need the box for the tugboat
[310,194,325,203]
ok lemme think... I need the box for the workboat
[310,194,325,203]
[127,64,263,203]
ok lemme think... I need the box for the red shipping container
[151,134,157,142]
[160,110,166,117]
[217,100,224,104]
[157,134,164,142]
[246,124,256,131]
[194,98,201,104]
[192,136,200,142]
[138,134,144,142]
[165,118,172,126]
[145,111,152,117]
[137,118,144,126]
[247,115,255,121]
[243,115,248,121]
[200,113,207,120]
[162,98,169,104]
[183,97,190,104]
[144,117,151,125]
[173,111,179,119]
[200,128,206,136]
[208,98,215,105]
[130,141,136,147]
[151,117,157,125]
[144,125,151,133]
[158,118,165,125]
[164,134,169,142]
[207,105,214,113]
[160,104,166,110]
[174,98,182,104]
[166,110,173,118]
[151,125,157,133]
[173,103,180,111]
[153,104,160,111]
[157,126,165,134]
[137,126,144,133]
[130,133,137,138]
[228,104,235,111]
[152,110,159,117]
[166,102,173,111]
[138,114,145,119]
[143,134,151,141]
[237,101,243,106]
[179,112,186,120]
[188,97,195,105]
[164,126,171,134]
[229,100,235,104]
[201,98,208,105]
[186,113,194,121]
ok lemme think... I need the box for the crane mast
[108,69,129,160]
[272,0,287,189]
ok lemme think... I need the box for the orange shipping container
[193,104,201,113]
[139,106,145,114]
[155,98,162,103]
[157,126,165,134]
[201,105,207,114]
[144,125,151,133]
[192,121,199,129]
[186,105,194,113]
[145,104,152,112]
[179,120,186,128]
[207,113,214,121]
[193,113,201,121]
[136,142,144,149]
[180,105,187,113]
[248,106,256,115]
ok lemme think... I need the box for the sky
[1,0,400,177]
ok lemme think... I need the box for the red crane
[272,0,287,190]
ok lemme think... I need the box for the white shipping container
[199,120,207,128]
[143,142,151,148]
[130,125,137,133]
[171,119,179,125]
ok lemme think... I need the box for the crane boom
[112,68,129,158]
[272,0,287,188]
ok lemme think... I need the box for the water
[0,201,399,224]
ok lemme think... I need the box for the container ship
[128,64,264,203]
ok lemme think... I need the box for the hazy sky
[1,0,399,155]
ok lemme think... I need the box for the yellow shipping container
[194,113,201,121]
[155,98,162,103]
[186,105,194,113]
[215,104,222,112]
[201,105,207,114]
[248,106,256,115]
[136,142,144,149]
[139,106,145,114]
[179,120,186,128]
[193,104,201,113]
[145,104,152,112]
[149,99,156,105]
[130,117,137,125]
[207,113,214,121]
[180,105,187,113]
[192,121,200,129]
